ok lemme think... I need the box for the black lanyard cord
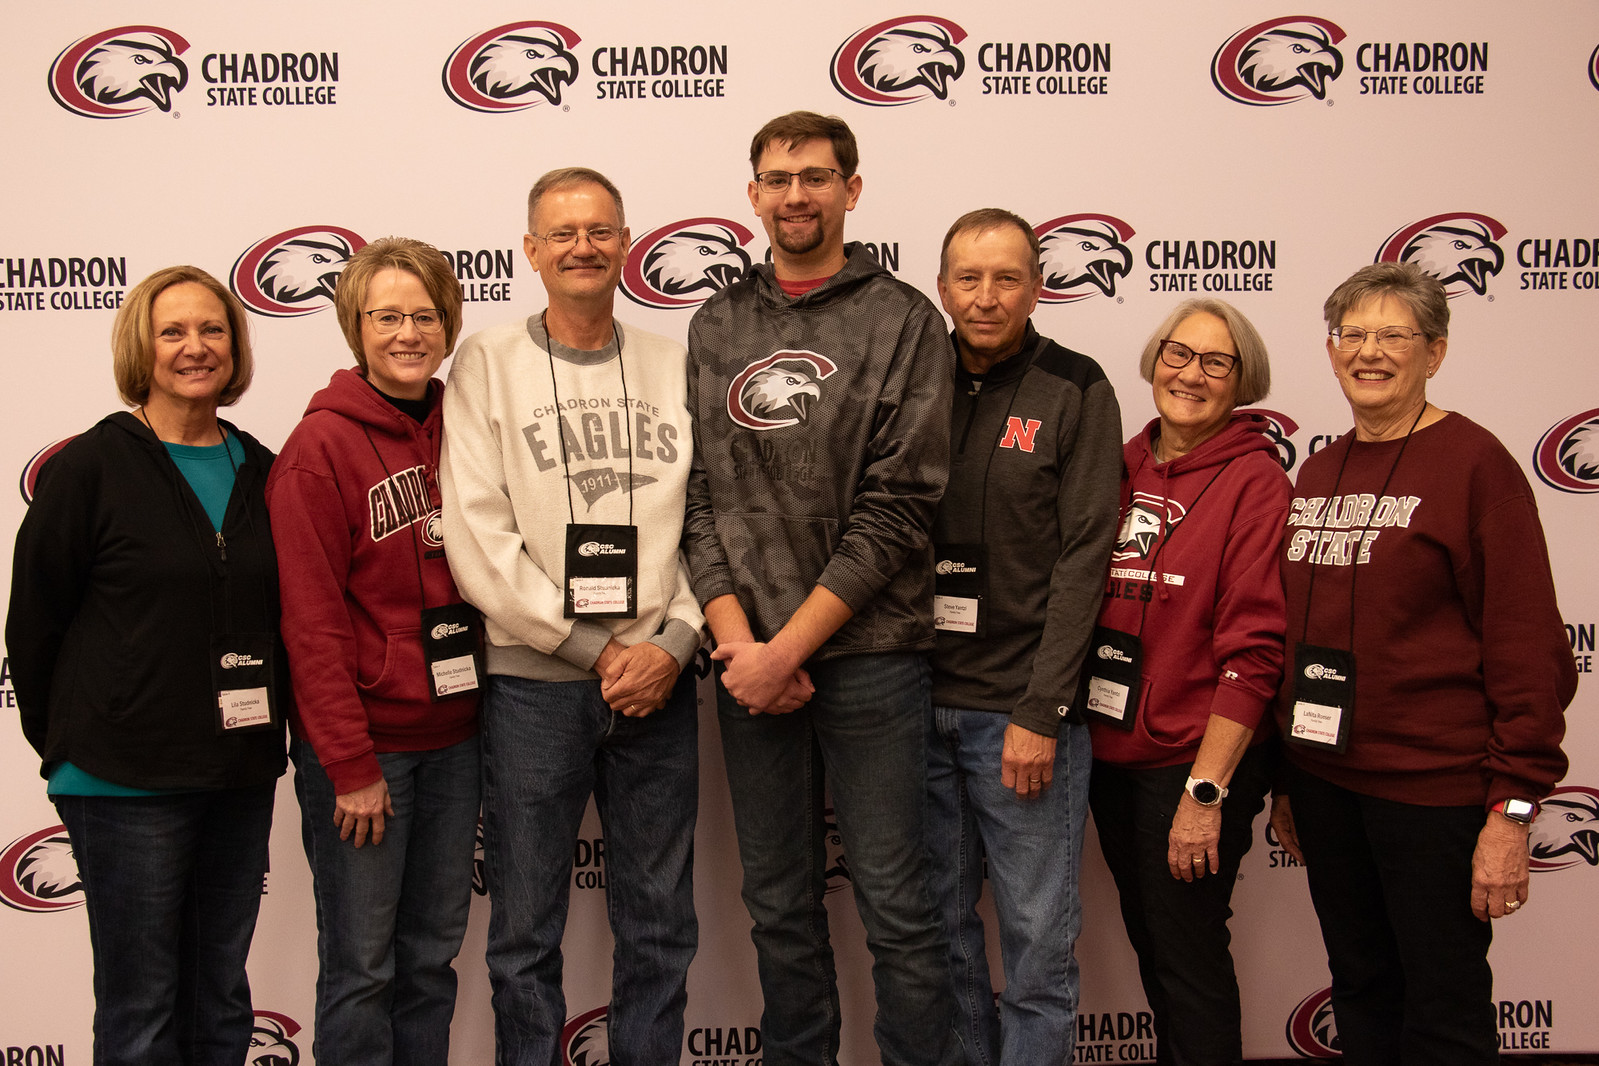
[540,312,634,527]
[361,424,432,610]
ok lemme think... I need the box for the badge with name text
[211,633,279,734]
[1288,643,1355,752]
[565,523,638,618]
[422,602,484,700]
[1081,625,1142,731]
[933,543,987,636]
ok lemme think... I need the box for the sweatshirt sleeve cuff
[555,621,613,672]
[648,618,704,671]
[323,750,384,795]
[1010,698,1067,739]
[691,569,736,609]
[1209,680,1269,731]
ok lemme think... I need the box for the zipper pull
[216,531,228,562]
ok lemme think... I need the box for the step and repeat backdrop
[2,1,1596,1062]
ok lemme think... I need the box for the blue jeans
[1287,764,1497,1066]
[293,736,481,1066]
[717,652,960,1066]
[480,670,698,1066]
[54,784,275,1066]
[926,708,1090,1066]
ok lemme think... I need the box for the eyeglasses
[1329,325,1425,353]
[1158,340,1238,379]
[364,309,444,335]
[529,227,621,247]
[753,167,845,194]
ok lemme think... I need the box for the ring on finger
[1505,899,1522,911]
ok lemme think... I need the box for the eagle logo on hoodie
[727,351,839,431]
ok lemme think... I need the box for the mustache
[561,254,609,270]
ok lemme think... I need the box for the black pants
[1287,764,1497,1066]
[1089,746,1269,1066]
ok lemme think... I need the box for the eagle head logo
[561,1006,611,1066]
[1035,214,1136,303]
[49,26,191,119]
[1251,409,1302,472]
[727,351,839,431]
[1112,491,1186,562]
[1534,409,1599,494]
[1529,786,1599,871]
[1212,17,1347,106]
[442,21,582,113]
[1589,43,1599,93]
[0,826,84,912]
[831,17,968,106]
[1285,986,1341,1056]
[1375,212,1508,298]
[20,437,78,505]
[622,218,755,310]
[229,225,367,318]
[823,806,852,894]
[248,1012,302,1066]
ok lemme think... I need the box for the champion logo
[1303,662,1346,682]
[1285,986,1341,1056]
[230,225,366,317]
[248,1010,303,1066]
[830,16,967,106]
[423,511,445,548]
[1374,213,1507,298]
[1096,645,1132,663]
[935,560,976,575]
[578,541,626,556]
[1533,408,1599,495]
[621,218,753,310]
[0,825,83,912]
[220,652,265,669]
[1529,785,1599,872]
[561,1005,610,1066]
[1035,215,1136,303]
[1252,408,1302,472]
[49,25,191,119]
[1211,17,1346,106]
[19,437,77,504]
[442,22,581,112]
[727,351,838,431]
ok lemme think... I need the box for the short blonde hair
[333,237,465,367]
[112,266,254,408]
[1137,298,1272,406]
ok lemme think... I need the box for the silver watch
[1184,776,1228,807]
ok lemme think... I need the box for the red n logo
[999,417,1042,453]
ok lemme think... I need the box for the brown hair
[526,167,626,234]
[1322,261,1449,340]
[112,265,254,407]
[748,111,859,176]
[939,208,1041,279]
[333,237,465,366]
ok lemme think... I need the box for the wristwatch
[1493,798,1538,825]
[1184,776,1228,807]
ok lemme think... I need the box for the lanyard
[361,423,434,609]
[540,312,633,526]
[1127,450,1232,638]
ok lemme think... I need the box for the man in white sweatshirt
[440,167,704,1066]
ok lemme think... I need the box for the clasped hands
[711,640,815,715]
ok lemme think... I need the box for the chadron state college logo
[1534,409,1599,495]
[1211,17,1345,105]
[20,438,77,504]
[1375,213,1506,297]
[443,22,581,112]
[621,219,754,310]
[831,17,967,106]
[249,1011,303,1066]
[1286,986,1340,1056]
[561,1005,610,1066]
[1529,785,1599,871]
[49,26,190,118]
[727,352,838,430]
[1035,215,1135,303]
[1112,491,1186,562]
[230,226,366,317]
[1589,44,1599,92]
[0,825,83,912]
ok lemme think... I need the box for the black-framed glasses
[364,309,445,335]
[1158,340,1238,379]
[529,226,621,247]
[753,167,844,194]
[1329,325,1425,353]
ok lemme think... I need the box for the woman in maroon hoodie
[1085,298,1291,1066]
[267,238,481,1066]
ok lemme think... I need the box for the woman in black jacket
[7,264,286,1066]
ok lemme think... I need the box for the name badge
[933,543,987,636]
[1288,642,1355,753]
[421,602,484,701]
[565,523,638,619]
[211,632,279,734]
[1080,625,1142,731]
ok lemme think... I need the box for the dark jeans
[1287,764,1497,1066]
[1089,747,1269,1066]
[717,652,960,1066]
[54,784,275,1066]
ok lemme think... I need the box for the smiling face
[523,181,630,309]
[748,137,861,279]
[148,282,234,413]
[1328,293,1447,438]
[1152,311,1240,458]
[360,268,447,401]
[937,224,1043,373]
